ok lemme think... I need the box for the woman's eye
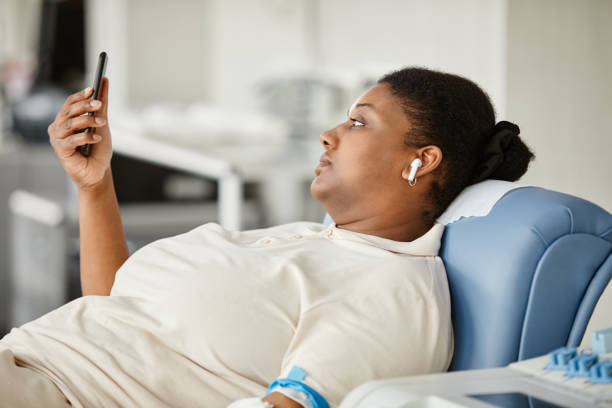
[350,118,365,127]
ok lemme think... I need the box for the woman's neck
[336,216,434,242]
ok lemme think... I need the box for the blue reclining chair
[442,186,612,371]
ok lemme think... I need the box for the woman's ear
[401,145,443,182]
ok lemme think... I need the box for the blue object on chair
[441,187,612,371]
[591,327,612,354]
[545,346,577,370]
[588,359,612,384]
[566,352,598,377]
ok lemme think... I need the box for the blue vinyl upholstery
[441,187,612,371]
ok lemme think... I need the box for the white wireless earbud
[407,158,422,182]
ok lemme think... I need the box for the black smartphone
[77,51,108,157]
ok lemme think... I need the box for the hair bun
[471,121,532,183]
[494,120,520,136]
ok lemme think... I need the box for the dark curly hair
[378,67,535,222]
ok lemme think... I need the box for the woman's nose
[320,127,337,150]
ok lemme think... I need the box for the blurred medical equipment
[2,0,85,144]
[12,84,68,143]
[111,104,323,229]
[0,146,72,330]
[593,328,612,355]
[333,185,612,407]
[8,190,69,325]
[119,103,290,148]
[256,75,351,141]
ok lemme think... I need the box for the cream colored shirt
[1,222,452,407]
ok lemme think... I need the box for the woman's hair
[378,67,535,221]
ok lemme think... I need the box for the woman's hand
[48,77,127,296]
[48,77,112,192]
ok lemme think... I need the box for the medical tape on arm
[266,366,330,408]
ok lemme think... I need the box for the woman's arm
[78,170,129,295]
[48,78,128,296]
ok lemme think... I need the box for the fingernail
[90,100,101,108]
[95,117,105,124]
[93,135,102,141]
[84,86,92,94]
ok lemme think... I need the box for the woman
[1,67,533,407]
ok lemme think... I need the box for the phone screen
[77,51,107,157]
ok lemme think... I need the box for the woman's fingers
[54,131,102,155]
[61,99,103,120]
[61,87,94,116]
[49,85,105,141]
[54,114,106,140]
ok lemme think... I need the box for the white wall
[206,0,312,110]
[506,0,612,346]
[316,0,507,115]
[507,0,612,212]
[126,0,214,107]
[111,0,507,114]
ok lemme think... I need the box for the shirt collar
[329,223,444,256]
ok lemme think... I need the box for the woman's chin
[310,176,328,200]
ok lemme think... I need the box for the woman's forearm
[78,169,129,296]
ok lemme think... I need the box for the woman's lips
[315,155,332,175]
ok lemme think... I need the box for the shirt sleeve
[278,271,451,407]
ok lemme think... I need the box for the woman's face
[310,83,416,221]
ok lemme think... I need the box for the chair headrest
[436,180,524,225]
[442,186,612,371]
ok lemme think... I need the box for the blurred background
[0,0,610,344]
